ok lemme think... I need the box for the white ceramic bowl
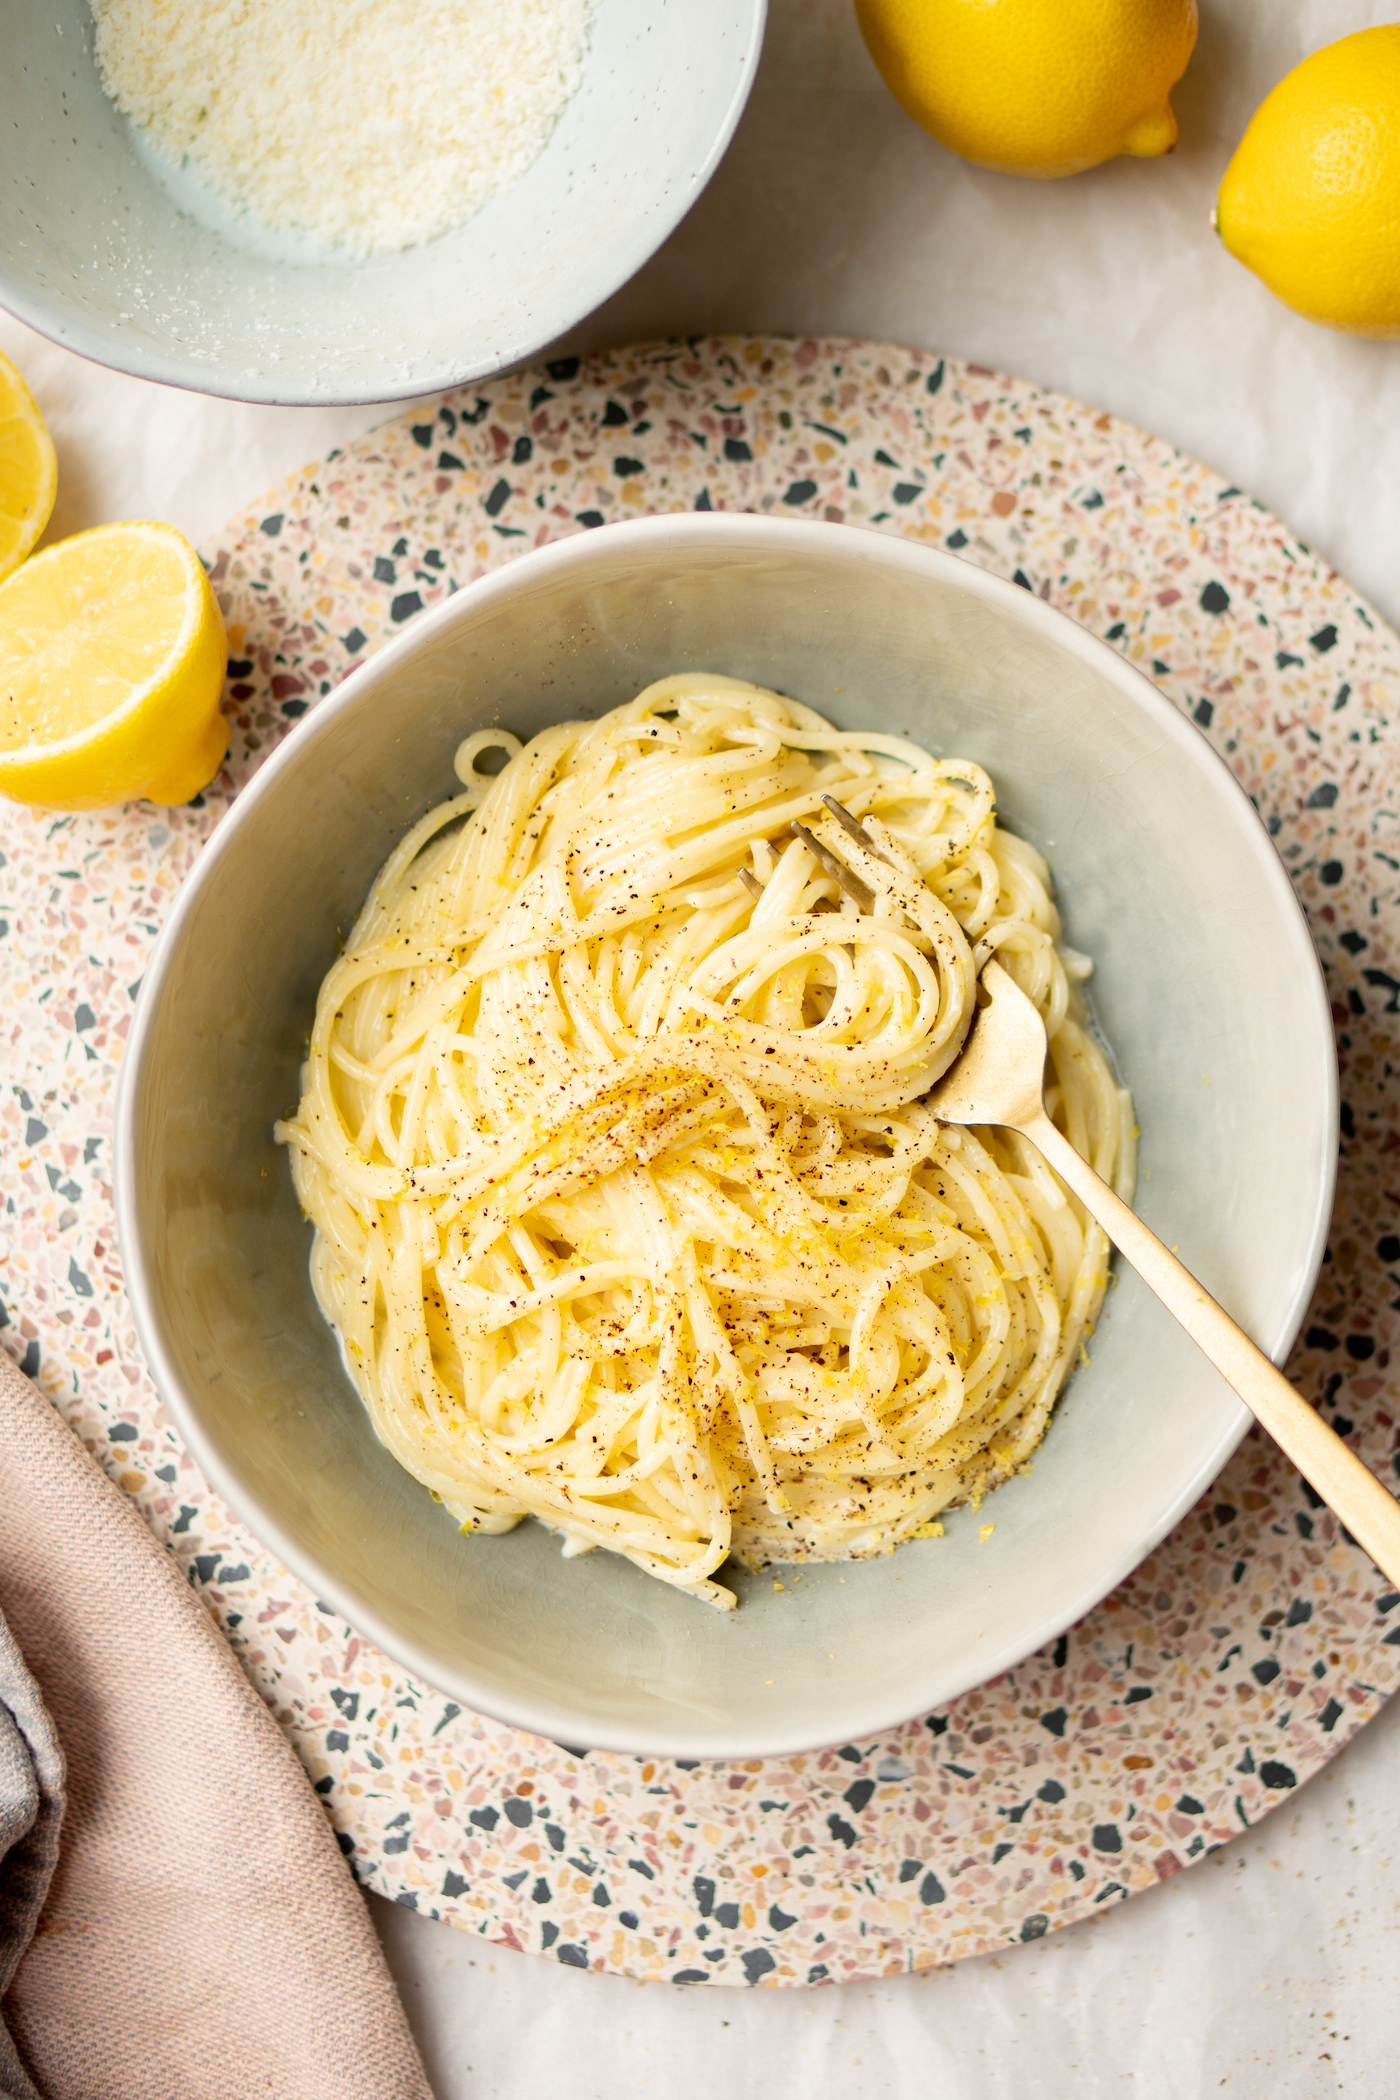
[116,515,1337,1757]
[0,0,764,404]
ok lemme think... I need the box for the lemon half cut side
[0,350,57,584]
[0,520,229,811]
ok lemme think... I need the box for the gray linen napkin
[0,1614,62,2100]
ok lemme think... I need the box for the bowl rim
[0,0,767,407]
[116,513,1339,1756]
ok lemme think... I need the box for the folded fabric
[0,1352,433,2100]
[0,1610,62,2100]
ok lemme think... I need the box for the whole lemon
[854,0,1198,178]
[1215,27,1400,338]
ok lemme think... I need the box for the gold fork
[931,959,1400,1587]
[809,795,1400,1585]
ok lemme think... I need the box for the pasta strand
[277,676,1131,1608]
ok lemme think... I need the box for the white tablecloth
[4,1,1397,2090]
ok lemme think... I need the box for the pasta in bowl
[119,515,1334,1756]
[279,674,1131,1608]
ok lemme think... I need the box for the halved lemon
[0,520,229,811]
[0,349,57,584]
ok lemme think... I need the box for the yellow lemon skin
[1216,27,1400,339]
[854,0,1198,178]
[0,521,229,812]
[0,349,57,585]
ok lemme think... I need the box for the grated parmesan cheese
[90,0,590,258]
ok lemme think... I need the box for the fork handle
[1022,1107,1400,1588]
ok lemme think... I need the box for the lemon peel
[854,0,1198,178]
[1216,25,1400,338]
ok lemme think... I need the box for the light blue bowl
[117,515,1337,1758]
[0,0,764,403]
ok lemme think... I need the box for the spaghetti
[277,675,1133,1609]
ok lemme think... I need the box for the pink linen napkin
[0,1352,433,2100]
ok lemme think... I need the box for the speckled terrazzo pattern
[3,337,1398,1987]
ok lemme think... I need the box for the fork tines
[821,796,894,866]
[791,821,874,910]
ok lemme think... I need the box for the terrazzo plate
[3,336,1398,1985]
